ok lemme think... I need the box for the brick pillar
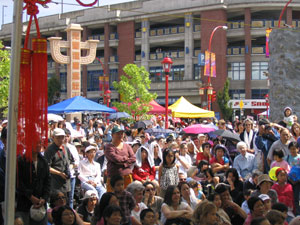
[55,31,61,79]
[286,7,292,26]
[244,8,252,99]
[66,24,82,98]
[117,21,135,78]
[200,9,227,112]
[104,23,110,78]
[82,26,91,97]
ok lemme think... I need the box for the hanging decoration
[266,28,272,58]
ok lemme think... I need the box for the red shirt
[132,161,155,181]
[196,152,210,165]
[272,183,294,210]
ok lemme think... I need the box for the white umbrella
[47,113,64,122]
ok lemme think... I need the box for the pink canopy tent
[148,100,172,114]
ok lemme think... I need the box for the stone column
[184,13,193,80]
[82,26,91,97]
[55,31,61,79]
[104,23,110,78]
[141,19,150,71]
[244,8,252,99]
[66,24,82,98]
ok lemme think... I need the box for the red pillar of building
[117,21,135,78]
[244,8,252,99]
[200,9,227,113]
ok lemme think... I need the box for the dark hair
[63,128,71,136]
[202,142,211,149]
[140,208,155,221]
[243,189,253,197]
[143,181,155,189]
[1,127,6,140]
[110,175,123,188]
[250,217,268,225]
[197,160,209,170]
[162,148,175,167]
[271,202,288,213]
[288,141,298,149]
[52,205,77,225]
[207,192,220,202]
[272,148,284,158]
[247,196,263,212]
[103,205,122,225]
[164,185,180,206]
[205,168,215,179]
[225,168,240,185]
[266,210,285,225]
[166,136,174,144]
[92,192,118,225]
[49,190,66,208]
[177,181,190,193]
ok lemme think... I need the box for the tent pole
[4,0,23,224]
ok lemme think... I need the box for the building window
[228,62,245,80]
[149,67,163,82]
[194,64,201,80]
[87,70,103,91]
[110,69,118,89]
[251,89,268,99]
[172,65,184,81]
[149,65,184,82]
[252,62,268,80]
[60,72,67,92]
[229,89,245,99]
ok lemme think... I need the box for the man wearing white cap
[44,128,72,195]
[78,145,106,199]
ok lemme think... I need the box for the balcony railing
[227,46,266,55]
[227,19,300,29]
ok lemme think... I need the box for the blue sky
[1,0,135,25]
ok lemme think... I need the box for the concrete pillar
[104,23,110,77]
[184,13,193,80]
[66,24,82,98]
[286,7,292,26]
[117,21,135,78]
[141,19,150,71]
[244,8,252,99]
[82,26,91,97]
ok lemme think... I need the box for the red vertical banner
[266,28,272,58]
[204,51,210,76]
[210,52,216,77]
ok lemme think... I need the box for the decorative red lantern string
[76,0,98,7]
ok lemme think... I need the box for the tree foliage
[0,42,11,115]
[217,78,233,121]
[112,64,157,121]
[48,76,61,105]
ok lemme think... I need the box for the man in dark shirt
[44,128,74,195]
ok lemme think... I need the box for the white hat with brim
[85,145,96,153]
[53,128,65,136]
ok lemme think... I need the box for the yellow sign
[239,100,244,109]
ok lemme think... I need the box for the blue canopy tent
[48,96,116,113]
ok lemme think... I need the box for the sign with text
[198,53,205,66]
[228,99,268,109]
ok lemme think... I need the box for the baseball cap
[81,190,98,200]
[74,142,82,147]
[1,120,8,126]
[112,126,124,134]
[53,128,65,136]
[259,194,270,201]
[85,145,96,153]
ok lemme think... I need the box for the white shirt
[67,143,80,177]
[176,154,192,176]
[78,158,102,185]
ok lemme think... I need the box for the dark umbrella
[145,128,175,137]
[133,120,152,129]
[108,112,130,120]
[212,129,241,142]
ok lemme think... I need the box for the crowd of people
[0,106,300,225]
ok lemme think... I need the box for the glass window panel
[240,71,245,80]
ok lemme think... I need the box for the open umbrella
[108,112,130,120]
[183,124,216,134]
[212,129,241,142]
[145,128,175,137]
[134,120,152,129]
[47,113,64,122]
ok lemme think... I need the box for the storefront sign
[228,99,267,109]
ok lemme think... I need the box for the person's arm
[149,166,156,181]
[104,145,129,164]
[232,158,241,177]
[131,216,142,225]
[124,144,136,167]
[161,204,190,220]
[176,155,190,170]
[132,166,143,182]
[224,201,247,219]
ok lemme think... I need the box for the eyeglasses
[62,212,74,217]
[179,178,186,182]
[56,196,66,201]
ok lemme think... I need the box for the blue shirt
[233,152,256,179]
[286,154,300,167]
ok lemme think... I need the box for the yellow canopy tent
[169,96,215,118]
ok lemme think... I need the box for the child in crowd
[140,208,156,225]
[283,107,294,130]
[207,193,231,225]
[191,160,209,182]
[270,149,290,173]
[158,148,179,198]
[241,189,253,215]
[259,194,272,213]
[286,141,300,167]
[110,175,136,225]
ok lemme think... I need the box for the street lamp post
[206,25,228,110]
[104,90,111,107]
[265,94,269,119]
[161,56,173,129]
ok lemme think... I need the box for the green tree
[217,78,233,120]
[0,42,11,115]
[112,64,157,121]
[48,76,61,105]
